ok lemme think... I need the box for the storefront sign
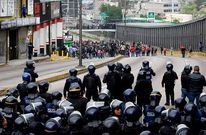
[27,0,34,15]
[0,17,40,29]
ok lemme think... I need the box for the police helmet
[52,91,62,100]
[85,101,105,121]
[26,60,35,69]
[7,87,19,98]
[88,65,96,74]
[22,72,32,82]
[103,116,121,133]
[166,64,173,71]
[150,91,162,107]
[69,68,78,76]
[110,99,124,111]
[67,111,83,128]
[14,113,34,129]
[123,102,142,122]
[27,82,38,94]
[56,100,74,117]
[140,130,153,135]
[155,106,166,117]
[168,108,181,124]
[123,89,136,102]
[107,63,116,71]
[4,96,18,107]
[98,88,111,103]
[24,102,43,114]
[199,93,206,107]
[115,62,123,72]
[142,60,149,68]
[38,80,49,93]
[176,124,191,135]
[175,97,187,111]
[184,103,198,115]
[184,65,192,74]
[44,117,61,133]
[124,64,131,73]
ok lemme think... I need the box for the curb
[0,55,124,96]
[0,57,50,68]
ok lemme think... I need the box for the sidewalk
[0,56,50,67]
[0,55,124,95]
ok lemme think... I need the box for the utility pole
[78,0,83,67]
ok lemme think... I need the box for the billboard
[0,0,14,17]
[50,1,60,19]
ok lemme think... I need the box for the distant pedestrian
[199,42,204,52]
[180,44,186,58]
[188,66,206,106]
[28,42,33,60]
[163,48,167,56]
[188,45,193,57]
[162,63,178,106]
[160,47,163,55]
[170,46,173,56]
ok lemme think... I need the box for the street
[49,55,206,106]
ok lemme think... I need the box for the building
[140,0,181,16]
[0,0,40,64]
[32,0,63,56]
[61,0,79,29]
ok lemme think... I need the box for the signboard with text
[27,0,34,15]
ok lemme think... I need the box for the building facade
[140,0,181,15]
[0,0,40,64]
[32,0,63,56]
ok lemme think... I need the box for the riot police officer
[121,64,134,91]
[39,80,52,103]
[143,91,162,129]
[102,116,123,135]
[123,102,143,135]
[24,60,38,82]
[82,101,105,135]
[44,117,62,135]
[2,96,20,134]
[63,68,83,99]
[110,99,124,123]
[17,72,31,103]
[123,89,136,103]
[82,65,101,101]
[67,111,84,135]
[162,63,178,106]
[67,80,88,115]
[103,63,121,99]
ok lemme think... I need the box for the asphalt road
[0,57,115,88]
[49,55,206,106]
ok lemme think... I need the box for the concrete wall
[18,27,28,59]
[0,31,7,64]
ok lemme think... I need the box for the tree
[100,4,122,22]
[181,2,197,15]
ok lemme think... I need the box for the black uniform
[17,82,28,103]
[24,68,38,82]
[63,76,83,98]
[162,70,178,105]
[121,72,134,91]
[135,68,155,107]
[82,73,101,101]
[103,71,121,99]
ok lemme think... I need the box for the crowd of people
[1,57,206,135]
